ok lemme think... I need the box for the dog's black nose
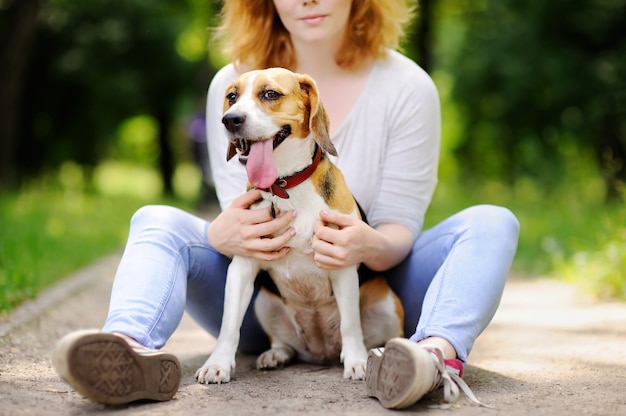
[222,113,246,133]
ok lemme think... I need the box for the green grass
[426,177,626,300]
[1,188,144,314]
[0,163,199,315]
[2,164,625,316]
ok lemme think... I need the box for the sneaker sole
[366,338,435,409]
[53,330,181,405]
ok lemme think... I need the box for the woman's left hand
[313,210,415,272]
[312,210,372,270]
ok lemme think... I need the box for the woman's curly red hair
[214,0,415,71]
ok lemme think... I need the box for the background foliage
[1,0,625,313]
[448,0,626,198]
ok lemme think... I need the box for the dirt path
[1,254,625,415]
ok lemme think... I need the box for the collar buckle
[262,144,323,199]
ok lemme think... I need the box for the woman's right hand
[207,189,297,261]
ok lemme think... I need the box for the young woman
[53,0,519,410]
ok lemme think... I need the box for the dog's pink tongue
[246,139,277,189]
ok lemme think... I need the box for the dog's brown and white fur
[195,68,403,384]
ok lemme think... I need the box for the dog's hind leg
[254,288,298,370]
[359,276,405,349]
[256,341,296,370]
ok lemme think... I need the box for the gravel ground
[1,243,625,415]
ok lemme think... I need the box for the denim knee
[463,204,520,243]
[130,205,185,230]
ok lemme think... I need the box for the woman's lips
[301,14,327,24]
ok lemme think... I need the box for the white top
[206,50,441,238]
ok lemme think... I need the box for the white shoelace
[423,345,495,409]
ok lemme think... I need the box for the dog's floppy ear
[224,80,239,161]
[298,74,337,156]
[226,142,237,161]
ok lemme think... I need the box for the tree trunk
[0,0,43,189]
[156,106,174,196]
[597,118,626,202]
[415,0,434,73]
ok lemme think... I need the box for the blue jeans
[103,204,519,363]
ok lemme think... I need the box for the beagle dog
[195,68,404,384]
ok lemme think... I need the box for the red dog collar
[262,144,323,199]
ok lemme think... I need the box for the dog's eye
[226,92,237,106]
[261,89,282,101]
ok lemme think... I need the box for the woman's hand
[312,210,414,271]
[312,210,372,270]
[208,189,296,261]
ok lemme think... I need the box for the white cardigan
[206,50,441,238]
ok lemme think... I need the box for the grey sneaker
[366,337,490,409]
[52,330,181,405]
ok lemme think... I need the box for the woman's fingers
[237,208,297,260]
[255,209,296,236]
[311,235,347,269]
[246,244,292,261]
[312,210,369,269]
[231,188,263,209]
[244,215,295,248]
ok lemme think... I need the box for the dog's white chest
[256,183,329,253]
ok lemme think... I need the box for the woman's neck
[290,38,374,136]
[295,51,374,136]
[293,41,343,79]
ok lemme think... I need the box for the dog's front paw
[256,346,295,370]
[342,357,367,380]
[195,360,233,384]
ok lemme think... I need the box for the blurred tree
[413,0,435,73]
[0,0,44,189]
[449,0,626,199]
[0,0,217,194]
